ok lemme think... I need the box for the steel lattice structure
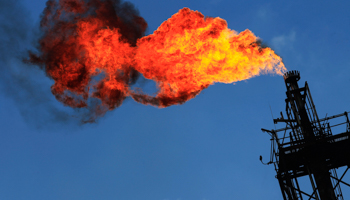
[262,71,350,200]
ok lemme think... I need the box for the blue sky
[0,0,350,199]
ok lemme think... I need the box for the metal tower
[261,70,350,200]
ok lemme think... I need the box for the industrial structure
[261,70,350,200]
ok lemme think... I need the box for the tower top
[283,70,300,83]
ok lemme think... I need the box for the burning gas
[27,0,286,120]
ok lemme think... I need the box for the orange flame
[133,8,286,107]
[27,0,286,120]
[27,0,146,114]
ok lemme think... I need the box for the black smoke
[0,1,84,129]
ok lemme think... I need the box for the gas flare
[27,0,286,120]
[133,8,286,107]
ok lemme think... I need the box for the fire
[27,0,286,120]
[27,0,147,113]
[133,8,286,107]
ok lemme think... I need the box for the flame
[133,8,286,107]
[27,0,286,120]
[27,0,147,114]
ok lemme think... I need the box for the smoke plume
[0,1,86,128]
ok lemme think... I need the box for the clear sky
[0,0,350,199]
